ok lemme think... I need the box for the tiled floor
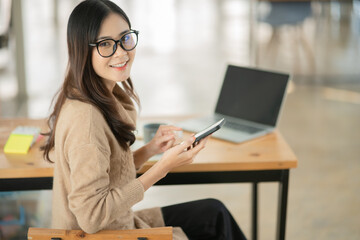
[1,0,360,239]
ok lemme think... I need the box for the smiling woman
[41,0,139,156]
[90,14,137,83]
[39,1,246,240]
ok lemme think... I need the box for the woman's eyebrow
[96,29,130,41]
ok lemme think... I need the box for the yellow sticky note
[4,134,34,154]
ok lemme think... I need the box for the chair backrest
[258,1,312,27]
[28,227,173,240]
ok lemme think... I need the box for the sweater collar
[107,80,137,128]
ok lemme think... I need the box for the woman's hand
[157,135,210,174]
[146,125,182,156]
[138,135,210,191]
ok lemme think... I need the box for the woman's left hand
[147,125,182,156]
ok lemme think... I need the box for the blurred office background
[0,0,360,239]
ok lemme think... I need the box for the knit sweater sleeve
[67,143,144,233]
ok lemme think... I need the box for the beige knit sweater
[51,81,187,239]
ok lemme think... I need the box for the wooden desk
[0,117,297,240]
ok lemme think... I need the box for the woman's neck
[103,79,118,92]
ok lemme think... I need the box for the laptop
[178,65,290,143]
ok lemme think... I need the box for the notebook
[178,65,290,143]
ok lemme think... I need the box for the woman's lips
[110,61,128,71]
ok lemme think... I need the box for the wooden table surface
[0,117,297,179]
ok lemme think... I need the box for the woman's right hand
[157,135,209,174]
[138,135,209,191]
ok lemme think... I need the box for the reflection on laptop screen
[215,65,289,126]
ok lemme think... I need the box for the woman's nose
[113,43,127,57]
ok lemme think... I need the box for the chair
[28,227,173,240]
[256,1,315,74]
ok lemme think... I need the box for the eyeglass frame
[89,30,139,58]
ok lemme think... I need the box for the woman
[42,0,246,239]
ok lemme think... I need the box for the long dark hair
[41,0,139,163]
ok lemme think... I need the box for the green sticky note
[4,134,34,154]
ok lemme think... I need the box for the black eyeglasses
[89,30,139,58]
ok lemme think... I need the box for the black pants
[161,198,247,240]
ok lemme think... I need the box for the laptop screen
[215,65,289,126]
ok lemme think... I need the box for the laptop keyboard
[224,120,262,134]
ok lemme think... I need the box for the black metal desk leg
[276,170,289,240]
[252,182,258,240]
